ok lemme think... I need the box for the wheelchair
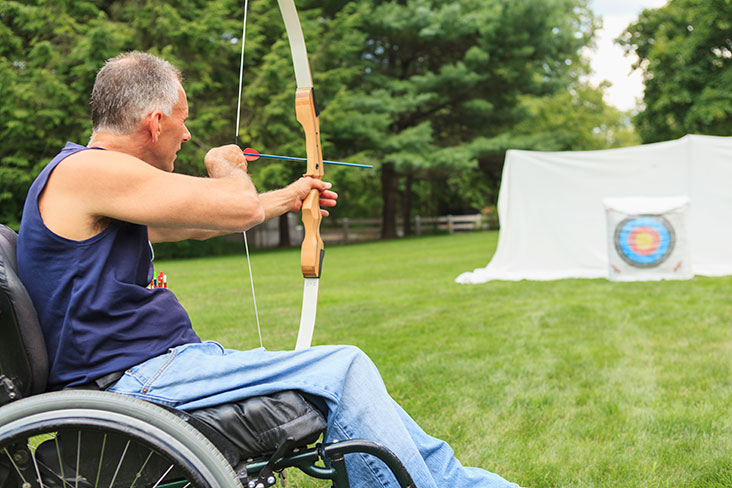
[0,224,415,488]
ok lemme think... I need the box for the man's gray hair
[91,52,183,134]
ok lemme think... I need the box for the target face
[613,215,675,268]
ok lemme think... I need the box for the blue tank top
[17,142,201,390]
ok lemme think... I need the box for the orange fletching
[243,147,260,162]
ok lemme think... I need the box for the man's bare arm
[147,227,233,243]
[40,146,264,242]
[149,177,338,242]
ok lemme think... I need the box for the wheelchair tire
[0,390,242,488]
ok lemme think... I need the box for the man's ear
[144,111,164,143]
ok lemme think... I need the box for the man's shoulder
[52,147,158,186]
[37,147,147,241]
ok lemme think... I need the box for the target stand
[603,196,692,281]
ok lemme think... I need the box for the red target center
[628,226,660,255]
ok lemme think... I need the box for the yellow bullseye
[634,231,655,250]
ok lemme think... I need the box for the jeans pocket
[140,347,182,393]
[199,340,225,353]
[116,346,177,390]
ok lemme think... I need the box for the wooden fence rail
[321,214,498,244]
[247,213,498,248]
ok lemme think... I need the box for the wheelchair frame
[0,224,415,488]
[0,389,414,488]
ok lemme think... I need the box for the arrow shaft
[243,152,372,168]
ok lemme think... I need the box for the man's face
[153,86,191,172]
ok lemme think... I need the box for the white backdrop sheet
[456,135,732,283]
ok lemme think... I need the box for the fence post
[253,226,262,248]
[447,215,454,234]
[343,218,350,243]
[415,215,421,236]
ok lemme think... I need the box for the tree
[620,0,732,143]
[301,0,600,237]
[0,0,251,229]
[1,0,614,243]
[424,81,639,219]
[488,82,639,152]
[0,1,99,227]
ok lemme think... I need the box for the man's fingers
[304,177,332,191]
[319,199,337,208]
[295,178,337,214]
[204,144,249,178]
[320,190,338,201]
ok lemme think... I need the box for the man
[17,52,519,488]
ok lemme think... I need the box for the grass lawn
[158,231,732,487]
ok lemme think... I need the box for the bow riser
[295,88,324,178]
[295,87,324,279]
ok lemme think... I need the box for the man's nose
[182,124,191,142]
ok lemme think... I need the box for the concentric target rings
[613,215,676,268]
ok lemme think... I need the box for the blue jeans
[107,341,519,488]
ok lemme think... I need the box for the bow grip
[301,188,324,278]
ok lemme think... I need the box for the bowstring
[236,0,263,348]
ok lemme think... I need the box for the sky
[585,0,669,111]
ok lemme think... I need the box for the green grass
[158,232,732,487]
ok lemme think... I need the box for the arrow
[243,148,372,168]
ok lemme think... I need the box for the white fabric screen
[456,135,732,283]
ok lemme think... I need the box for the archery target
[604,197,692,281]
[614,216,675,268]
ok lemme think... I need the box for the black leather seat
[0,225,48,399]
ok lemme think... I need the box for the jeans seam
[142,348,179,393]
[113,391,178,407]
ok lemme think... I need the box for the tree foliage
[620,0,732,143]
[0,0,248,228]
[1,0,631,242]
[490,82,639,152]
[304,0,604,236]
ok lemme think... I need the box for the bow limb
[277,0,324,350]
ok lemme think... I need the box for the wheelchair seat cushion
[189,390,327,460]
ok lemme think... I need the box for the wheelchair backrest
[0,224,48,401]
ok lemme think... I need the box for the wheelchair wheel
[0,390,241,488]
